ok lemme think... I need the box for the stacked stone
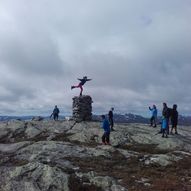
[72,95,93,121]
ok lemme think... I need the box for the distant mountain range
[0,113,190,126]
[0,115,65,121]
[93,113,191,126]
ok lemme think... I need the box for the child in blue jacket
[101,115,110,145]
[162,118,168,138]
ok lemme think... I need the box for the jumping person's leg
[71,83,83,96]
[79,85,83,96]
[71,83,81,89]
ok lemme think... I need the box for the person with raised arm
[71,76,92,96]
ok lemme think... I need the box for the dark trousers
[171,121,178,133]
[102,132,110,143]
[166,118,169,134]
[109,118,114,130]
[53,114,59,120]
[150,116,157,127]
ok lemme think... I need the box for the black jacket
[53,108,60,115]
[171,109,178,123]
[162,107,171,119]
[78,78,91,86]
[108,110,113,119]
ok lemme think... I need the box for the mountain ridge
[0,113,190,125]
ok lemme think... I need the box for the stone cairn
[72,95,93,121]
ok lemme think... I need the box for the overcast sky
[0,0,191,116]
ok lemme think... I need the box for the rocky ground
[0,119,191,191]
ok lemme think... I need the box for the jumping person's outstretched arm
[86,79,92,81]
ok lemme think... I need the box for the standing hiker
[149,105,157,127]
[170,104,178,134]
[71,76,92,96]
[162,103,171,134]
[50,105,60,121]
[101,115,111,145]
[108,107,115,131]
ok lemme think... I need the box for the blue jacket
[101,119,110,133]
[162,118,167,129]
[149,108,157,117]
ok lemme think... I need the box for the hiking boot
[175,132,178,135]
[165,135,168,138]
[71,86,74,90]
[162,135,164,138]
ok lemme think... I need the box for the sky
[0,0,191,116]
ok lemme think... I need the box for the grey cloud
[0,34,65,77]
[0,0,190,115]
[0,81,36,102]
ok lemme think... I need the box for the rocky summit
[0,120,191,191]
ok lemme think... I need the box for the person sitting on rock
[101,115,111,145]
[149,105,157,127]
[170,104,178,134]
[71,76,92,96]
[50,105,60,121]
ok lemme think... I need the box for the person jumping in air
[71,76,92,96]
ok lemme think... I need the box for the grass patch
[118,143,171,154]
[65,149,191,191]
[68,174,103,191]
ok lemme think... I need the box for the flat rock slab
[0,142,31,153]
